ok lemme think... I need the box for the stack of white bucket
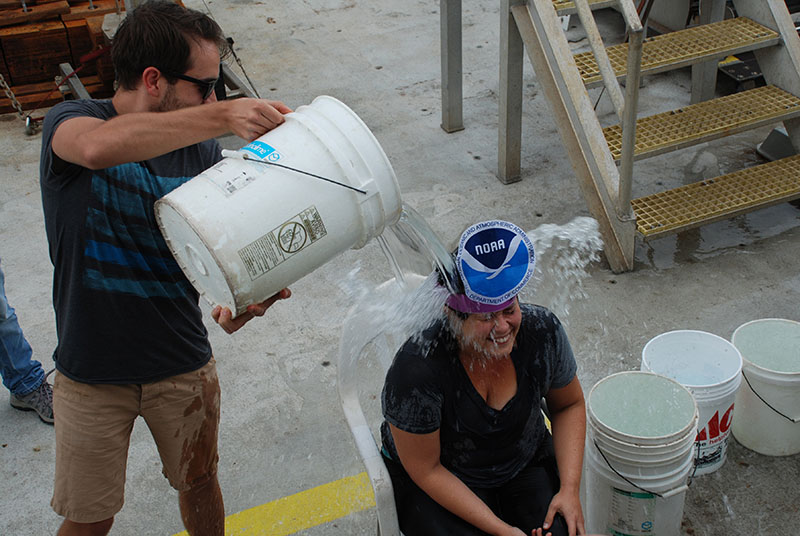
[584,371,698,536]
[641,330,743,475]
[731,318,800,456]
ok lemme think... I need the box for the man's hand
[226,99,293,141]
[211,288,291,334]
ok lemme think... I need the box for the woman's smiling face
[456,298,521,359]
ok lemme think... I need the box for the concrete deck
[1,1,798,535]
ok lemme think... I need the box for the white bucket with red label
[641,330,742,475]
[155,96,403,315]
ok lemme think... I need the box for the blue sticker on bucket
[456,220,534,305]
[240,141,282,162]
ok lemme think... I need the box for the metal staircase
[499,0,800,272]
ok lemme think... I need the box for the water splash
[376,205,458,294]
[339,210,603,361]
[521,216,603,319]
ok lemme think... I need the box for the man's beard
[153,84,184,112]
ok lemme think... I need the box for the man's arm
[52,98,291,170]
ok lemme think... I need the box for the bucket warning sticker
[204,159,257,196]
[608,488,655,536]
[237,206,327,280]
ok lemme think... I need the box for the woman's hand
[541,488,585,536]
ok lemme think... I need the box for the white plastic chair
[337,286,403,536]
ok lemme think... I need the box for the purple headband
[446,293,516,314]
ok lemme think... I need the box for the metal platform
[553,0,616,15]
[604,84,800,161]
[574,17,779,88]
[632,153,800,238]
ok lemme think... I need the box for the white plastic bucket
[584,372,698,536]
[155,96,403,315]
[731,318,800,456]
[641,330,743,475]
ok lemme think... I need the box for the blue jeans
[0,258,44,396]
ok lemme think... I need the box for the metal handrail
[571,0,643,219]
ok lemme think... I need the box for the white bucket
[155,96,403,315]
[584,372,698,536]
[731,318,800,456]
[641,330,743,475]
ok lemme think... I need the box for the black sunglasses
[163,71,218,100]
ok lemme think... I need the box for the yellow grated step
[604,85,800,162]
[574,17,779,87]
[552,0,616,15]
[632,154,800,239]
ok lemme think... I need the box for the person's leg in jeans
[0,259,51,422]
[0,259,43,395]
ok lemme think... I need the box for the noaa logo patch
[456,220,534,305]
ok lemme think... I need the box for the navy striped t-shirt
[40,99,221,383]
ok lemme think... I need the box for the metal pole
[440,0,464,133]
[573,0,625,120]
[617,1,643,221]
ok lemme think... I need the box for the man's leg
[178,473,224,535]
[52,374,139,531]
[57,518,114,536]
[144,359,223,536]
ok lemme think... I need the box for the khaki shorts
[52,359,220,523]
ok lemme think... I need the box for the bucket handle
[592,440,690,499]
[742,371,800,423]
[220,149,369,195]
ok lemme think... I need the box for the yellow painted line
[172,472,375,536]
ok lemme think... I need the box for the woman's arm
[543,375,587,536]
[389,424,526,536]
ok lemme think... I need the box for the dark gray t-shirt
[381,304,577,487]
[40,99,221,383]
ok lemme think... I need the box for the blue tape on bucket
[241,141,282,162]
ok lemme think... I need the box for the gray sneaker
[10,379,54,425]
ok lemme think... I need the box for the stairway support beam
[440,0,464,133]
[691,0,726,103]
[734,0,800,153]
[618,29,642,219]
[499,0,525,184]
[509,1,636,271]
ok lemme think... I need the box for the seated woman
[380,221,586,536]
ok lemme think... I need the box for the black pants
[384,452,568,536]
